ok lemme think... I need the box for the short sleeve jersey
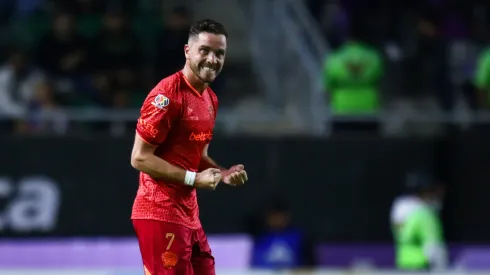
[131,71,218,229]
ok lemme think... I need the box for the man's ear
[184,44,190,59]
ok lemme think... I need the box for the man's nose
[206,53,216,64]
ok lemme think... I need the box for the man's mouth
[200,66,216,73]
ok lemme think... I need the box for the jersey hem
[130,216,201,230]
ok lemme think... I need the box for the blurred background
[1,0,490,274]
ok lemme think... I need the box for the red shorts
[133,219,215,275]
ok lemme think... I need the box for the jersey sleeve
[136,85,181,146]
[390,199,407,225]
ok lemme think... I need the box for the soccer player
[390,171,447,271]
[130,19,248,275]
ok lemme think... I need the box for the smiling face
[183,19,228,85]
[185,32,226,84]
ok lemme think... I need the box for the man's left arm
[198,144,248,185]
[198,144,226,171]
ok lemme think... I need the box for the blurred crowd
[0,0,194,134]
[310,0,490,132]
[7,0,490,135]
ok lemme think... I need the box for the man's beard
[190,61,219,84]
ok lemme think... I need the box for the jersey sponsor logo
[152,94,170,109]
[138,118,159,138]
[189,131,213,142]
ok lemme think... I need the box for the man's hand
[195,168,222,190]
[222,164,248,186]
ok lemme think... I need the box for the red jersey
[131,71,218,229]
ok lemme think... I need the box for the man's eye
[200,49,209,54]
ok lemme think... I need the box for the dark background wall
[1,132,489,243]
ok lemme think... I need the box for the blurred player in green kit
[390,171,447,271]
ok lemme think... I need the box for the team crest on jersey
[152,94,170,109]
[208,106,214,117]
[162,251,178,269]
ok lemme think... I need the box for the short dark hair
[189,19,228,39]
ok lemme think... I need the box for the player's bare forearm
[133,154,186,182]
[199,144,225,172]
[199,155,225,172]
[131,133,186,183]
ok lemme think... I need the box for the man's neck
[181,65,207,93]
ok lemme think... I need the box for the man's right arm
[130,88,220,189]
[131,133,220,189]
[131,132,186,182]
[131,88,189,184]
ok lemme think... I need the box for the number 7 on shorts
[166,233,175,250]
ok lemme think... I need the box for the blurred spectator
[35,12,90,78]
[68,70,112,107]
[323,22,383,132]
[154,6,191,80]
[113,67,145,107]
[53,0,107,16]
[87,71,113,106]
[318,0,349,50]
[406,9,451,110]
[250,200,314,269]
[57,0,107,38]
[474,45,490,109]
[88,11,141,109]
[15,79,68,134]
[0,48,45,118]
[93,11,140,71]
[13,0,46,18]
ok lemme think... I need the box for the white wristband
[184,171,196,186]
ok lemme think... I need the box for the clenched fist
[222,164,248,186]
[195,168,222,190]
